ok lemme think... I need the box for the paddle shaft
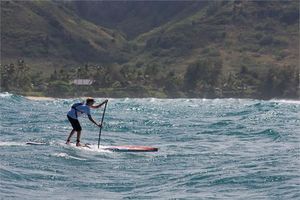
[98,101,108,148]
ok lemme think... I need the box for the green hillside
[70,1,207,39]
[1,1,299,99]
[1,1,125,65]
[129,1,299,98]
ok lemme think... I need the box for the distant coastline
[0,91,299,101]
[20,93,299,101]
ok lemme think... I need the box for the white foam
[25,96,56,101]
[0,141,26,146]
[64,143,112,153]
[271,99,300,104]
[87,145,113,153]
[52,152,87,160]
[0,92,13,98]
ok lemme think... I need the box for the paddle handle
[98,100,108,148]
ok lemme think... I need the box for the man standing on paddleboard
[66,97,108,146]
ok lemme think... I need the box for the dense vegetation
[1,1,299,99]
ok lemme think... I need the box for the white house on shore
[72,79,95,86]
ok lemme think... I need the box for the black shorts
[67,115,82,131]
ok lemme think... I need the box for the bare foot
[76,142,82,147]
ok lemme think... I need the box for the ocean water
[0,92,299,200]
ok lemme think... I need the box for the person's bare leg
[66,129,75,144]
[76,131,82,146]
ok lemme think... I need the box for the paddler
[66,97,108,146]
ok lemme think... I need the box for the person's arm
[91,99,108,109]
[88,114,101,127]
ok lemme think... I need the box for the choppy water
[0,92,299,200]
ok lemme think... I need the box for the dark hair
[86,98,95,104]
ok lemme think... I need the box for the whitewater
[0,93,299,199]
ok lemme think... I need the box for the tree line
[1,59,298,99]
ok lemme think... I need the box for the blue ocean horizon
[0,92,299,199]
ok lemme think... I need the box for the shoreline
[1,92,299,101]
[23,95,300,101]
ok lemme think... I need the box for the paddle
[98,100,108,148]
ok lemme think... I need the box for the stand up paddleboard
[66,143,157,152]
[100,145,158,152]
[26,142,158,152]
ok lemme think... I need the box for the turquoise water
[0,93,299,199]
